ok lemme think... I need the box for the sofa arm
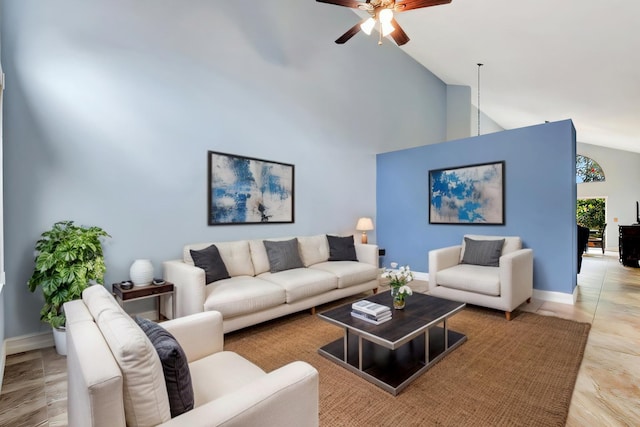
[499,248,534,309]
[163,260,206,318]
[159,361,319,427]
[162,311,224,363]
[428,245,462,292]
[355,243,379,267]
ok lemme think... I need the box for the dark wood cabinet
[619,225,640,267]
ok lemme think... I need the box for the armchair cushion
[436,264,501,296]
[134,317,194,418]
[461,237,505,267]
[190,244,230,284]
[327,235,358,261]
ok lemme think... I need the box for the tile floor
[0,250,638,426]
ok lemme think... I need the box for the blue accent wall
[377,120,577,295]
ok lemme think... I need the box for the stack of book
[351,300,392,325]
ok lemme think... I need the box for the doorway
[577,197,607,253]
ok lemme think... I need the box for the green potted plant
[27,220,110,355]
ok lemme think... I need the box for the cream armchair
[428,235,533,320]
[65,285,319,427]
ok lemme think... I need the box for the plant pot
[52,326,67,356]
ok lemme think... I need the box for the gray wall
[577,142,640,250]
[1,0,453,338]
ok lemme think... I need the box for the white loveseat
[65,285,319,427]
[163,235,379,333]
[428,234,533,320]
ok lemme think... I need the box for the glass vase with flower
[381,264,414,309]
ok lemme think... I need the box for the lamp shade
[356,217,374,231]
[360,17,376,35]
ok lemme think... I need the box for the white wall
[446,85,471,141]
[1,0,456,339]
[577,142,640,250]
[470,105,504,136]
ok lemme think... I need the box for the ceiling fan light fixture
[381,20,395,37]
[360,17,376,35]
[379,8,394,24]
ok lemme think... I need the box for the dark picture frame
[429,161,505,225]
[208,151,294,225]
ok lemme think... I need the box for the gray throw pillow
[264,238,305,273]
[134,316,194,418]
[190,244,230,283]
[461,237,505,267]
[327,235,358,261]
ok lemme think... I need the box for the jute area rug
[224,300,590,427]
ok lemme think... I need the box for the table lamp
[356,217,374,244]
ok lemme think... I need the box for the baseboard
[413,271,429,282]
[532,288,577,305]
[5,331,54,356]
[0,340,6,393]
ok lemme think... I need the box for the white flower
[390,262,398,269]
[398,285,413,296]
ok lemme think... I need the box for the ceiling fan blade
[395,0,452,12]
[335,19,367,44]
[316,0,364,9]
[389,18,410,46]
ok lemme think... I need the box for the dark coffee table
[318,292,466,395]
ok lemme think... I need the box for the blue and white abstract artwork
[208,151,294,225]
[429,161,504,224]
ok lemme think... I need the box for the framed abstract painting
[208,151,294,225]
[429,161,505,225]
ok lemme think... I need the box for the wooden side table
[112,281,176,321]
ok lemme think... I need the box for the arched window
[576,155,605,183]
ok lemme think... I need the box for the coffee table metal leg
[343,330,348,363]
[443,319,449,349]
[425,329,430,363]
[358,336,363,370]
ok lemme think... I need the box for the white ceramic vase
[130,259,154,287]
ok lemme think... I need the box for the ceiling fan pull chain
[378,21,383,45]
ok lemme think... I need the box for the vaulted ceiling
[351,0,640,153]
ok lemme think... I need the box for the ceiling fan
[316,0,452,46]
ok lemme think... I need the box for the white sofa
[65,285,319,427]
[163,235,380,333]
[428,235,533,320]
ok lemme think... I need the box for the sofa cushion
[134,317,194,418]
[264,238,305,273]
[436,264,501,296]
[298,235,330,267]
[461,237,505,267]
[327,235,358,261]
[258,269,338,303]
[310,261,378,289]
[190,244,230,284]
[249,237,292,275]
[204,276,286,318]
[95,309,171,426]
[184,241,254,277]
